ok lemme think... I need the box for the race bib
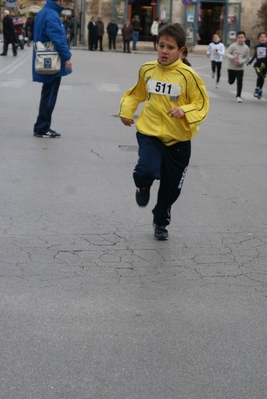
[257,47,267,59]
[147,79,181,100]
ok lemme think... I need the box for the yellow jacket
[119,58,209,145]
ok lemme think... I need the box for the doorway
[198,2,224,44]
[128,0,157,40]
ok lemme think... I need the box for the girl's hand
[121,117,134,126]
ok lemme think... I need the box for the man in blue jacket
[32,0,72,138]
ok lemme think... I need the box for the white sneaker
[216,82,219,88]
[236,96,242,103]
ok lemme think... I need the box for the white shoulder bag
[34,41,61,74]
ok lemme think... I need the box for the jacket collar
[157,57,183,69]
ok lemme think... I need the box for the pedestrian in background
[131,15,141,51]
[96,16,104,51]
[32,0,72,138]
[24,14,34,47]
[68,16,80,46]
[88,16,97,50]
[119,23,209,240]
[107,19,118,50]
[247,31,267,100]
[150,17,159,50]
[207,33,225,88]
[158,18,167,29]
[226,31,250,103]
[0,10,17,56]
[122,19,133,53]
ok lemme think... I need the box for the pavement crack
[90,149,104,159]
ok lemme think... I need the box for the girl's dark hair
[182,46,191,66]
[157,23,186,48]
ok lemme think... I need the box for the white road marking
[97,83,120,92]
[6,54,32,74]
[0,79,27,87]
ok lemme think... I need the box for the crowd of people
[86,15,168,53]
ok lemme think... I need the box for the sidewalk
[71,41,208,55]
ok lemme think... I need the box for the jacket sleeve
[180,71,209,129]
[238,47,250,66]
[119,66,147,119]
[225,44,234,59]
[45,15,72,61]
[218,43,225,56]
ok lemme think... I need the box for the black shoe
[135,186,150,207]
[0,53,7,56]
[154,225,168,240]
[33,129,61,138]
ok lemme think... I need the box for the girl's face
[157,35,181,66]
[259,34,267,44]
[213,35,220,43]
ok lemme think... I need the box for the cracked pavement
[0,49,266,399]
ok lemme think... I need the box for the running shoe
[257,90,263,99]
[154,225,169,240]
[33,129,61,138]
[135,186,150,207]
[254,88,260,97]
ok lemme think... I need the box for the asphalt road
[0,43,267,399]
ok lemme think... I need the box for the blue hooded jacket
[32,0,72,82]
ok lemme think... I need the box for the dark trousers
[255,63,266,89]
[152,35,157,50]
[228,69,244,97]
[96,35,103,50]
[88,34,96,50]
[133,132,191,226]
[211,60,222,83]
[34,77,61,134]
[109,38,116,50]
[256,75,265,89]
[123,40,130,53]
[2,36,17,56]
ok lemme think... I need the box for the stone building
[1,0,264,48]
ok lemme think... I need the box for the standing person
[0,10,17,57]
[206,33,225,88]
[87,16,97,51]
[107,19,118,50]
[150,17,159,50]
[32,0,72,138]
[119,23,209,240]
[96,16,104,51]
[226,31,250,103]
[68,16,80,46]
[122,19,133,53]
[24,15,34,47]
[131,15,141,51]
[247,31,267,100]
[158,18,167,29]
